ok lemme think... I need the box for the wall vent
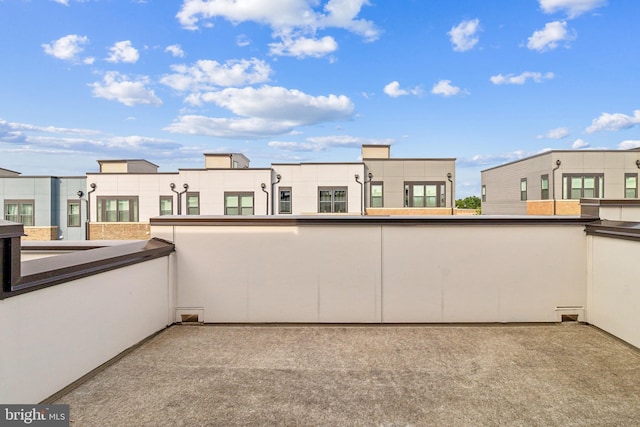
[555,306,584,323]
[175,307,204,324]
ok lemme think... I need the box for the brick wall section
[22,227,58,241]
[89,223,150,240]
[527,200,581,215]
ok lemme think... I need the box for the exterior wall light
[261,183,269,215]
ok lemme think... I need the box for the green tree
[455,196,481,212]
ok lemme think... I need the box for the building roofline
[178,168,272,172]
[363,158,457,161]
[481,149,640,173]
[97,159,160,168]
[271,162,365,166]
[86,172,178,176]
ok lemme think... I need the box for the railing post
[0,221,24,296]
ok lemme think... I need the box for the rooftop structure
[2,200,640,417]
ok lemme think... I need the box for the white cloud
[106,40,140,63]
[160,58,272,92]
[571,138,590,149]
[52,0,70,5]
[0,118,180,156]
[431,80,464,97]
[90,71,162,107]
[177,0,379,38]
[527,21,575,52]
[269,35,338,58]
[269,136,393,152]
[490,71,555,85]
[448,18,481,52]
[539,0,607,19]
[585,110,640,133]
[165,85,354,138]
[42,34,89,61]
[236,34,251,47]
[383,81,422,98]
[165,44,185,58]
[537,127,570,139]
[619,140,640,150]
[463,150,529,167]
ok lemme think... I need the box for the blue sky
[1,0,639,198]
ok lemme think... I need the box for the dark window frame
[278,187,292,214]
[224,192,254,216]
[67,199,81,227]
[186,192,200,215]
[159,195,173,216]
[404,181,446,208]
[4,199,35,226]
[625,173,638,198]
[318,187,348,213]
[96,196,139,222]
[481,185,486,203]
[370,182,383,208]
[520,178,527,201]
[541,175,549,200]
[562,174,604,199]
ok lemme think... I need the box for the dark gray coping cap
[2,238,174,299]
[150,215,597,227]
[0,220,25,238]
[585,219,640,242]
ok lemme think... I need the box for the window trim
[159,195,173,216]
[278,187,292,214]
[481,185,486,203]
[224,192,255,216]
[625,173,638,199]
[4,199,35,226]
[541,175,549,200]
[96,196,139,222]
[67,199,81,227]
[520,178,527,201]
[186,192,200,215]
[318,186,348,213]
[370,182,383,208]
[404,181,446,208]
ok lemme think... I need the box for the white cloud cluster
[165,44,185,58]
[106,40,139,63]
[539,0,607,18]
[269,35,338,58]
[618,140,640,150]
[585,110,640,133]
[42,34,90,62]
[165,85,354,138]
[571,138,590,149]
[383,81,422,98]
[269,136,393,152]
[465,150,529,167]
[0,118,181,156]
[448,18,481,52]
[431,80,464,97]
[176,0,379,58]
[537,127,570,139]
[90,71,162,107]
[490,71,555,85]
[527,21,575,52]
[161,58,272,93]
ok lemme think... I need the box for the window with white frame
[279,187,292,214]
[625,173,637,198]
[67,200,80,227]
[370,182,383,208]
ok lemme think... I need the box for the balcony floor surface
[55,323,640,426]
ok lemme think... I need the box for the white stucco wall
[153,220,587,324]
[0,256,174,403]
[587,235,640,349]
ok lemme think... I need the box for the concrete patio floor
[54,323,640,426]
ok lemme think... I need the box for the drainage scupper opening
[181,314,200,323]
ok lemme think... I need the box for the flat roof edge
[150,215,595,227]
[1,238,175,300]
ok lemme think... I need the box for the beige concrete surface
[55,324,640,426]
